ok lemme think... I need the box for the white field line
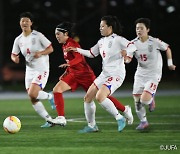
[1,115,179,125]
[66,116,180,125]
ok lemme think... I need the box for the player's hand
[12,55,20,64]
[34,52,42,58]
[64,47,77,52]
[59,63,70,68]
[124,56,132,63]
[168,65,176,70]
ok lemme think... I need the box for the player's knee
[84,94,92,103]
[140,97,153,105]
[28,91,37,100]
[95,93,105,103]
[30,97,38,104]
[133,95,140,103]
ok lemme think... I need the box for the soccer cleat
[117,117,126,132]
[78,125,99,133]
[136,121,149,130]
[48,92,56,110]
[41,122,54,128]
[123,105,134,125]
[49,116,67,127]
[149,99,155,112]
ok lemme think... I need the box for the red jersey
[62,38,94,76]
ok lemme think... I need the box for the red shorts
[61,72,96,92]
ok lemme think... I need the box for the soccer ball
[3,116,21,134]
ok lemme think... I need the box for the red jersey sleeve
[68,52,84,66]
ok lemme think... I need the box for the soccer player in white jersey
[67,15,136,133]
[11,12,55,127]
[126,18,176,130]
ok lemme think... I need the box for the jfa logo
[160,145,178,150]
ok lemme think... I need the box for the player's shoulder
[66,38,80,48]
[131,37,139,44]
[31,30,41,36]
[14,33,23,42]
[114,34,129,42]
[149,36,163,43]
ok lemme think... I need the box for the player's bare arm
[34,45,54,58]
[166,47,176,71]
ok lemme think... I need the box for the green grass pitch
[0,96,179,154]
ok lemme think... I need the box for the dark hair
[101,15,122,35]
[56,22,75,37]
[135,18,151,29]
[20,12,34,22]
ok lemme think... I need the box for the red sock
[54,92,64,116]
[108,96,125,112]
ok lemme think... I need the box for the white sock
[32,101,51,121]
[36,90,52,100]
[84,101,96,128]
[100,98,123,120]
[136,105,147,122]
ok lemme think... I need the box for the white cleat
[123,105,134,125]
[51,116,67,127]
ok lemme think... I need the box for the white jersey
[132,36,169,79]
[77,33,136,80]
[12,30,51,71]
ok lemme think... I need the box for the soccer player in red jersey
[44,22,133,128]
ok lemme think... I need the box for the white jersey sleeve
[12,35,21,55]
[38,32,52,48]
[77,42,100,58]
[155,38,169,51]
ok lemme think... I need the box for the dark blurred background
[0,0,179,91]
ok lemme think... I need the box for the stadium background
[0,0,179,91]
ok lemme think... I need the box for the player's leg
[26,71,54,128]
[36,91,55,110]
[96,84,126,132]
[28,84,53,126]
[133,94,149,130]
[79,83,99,133]
[51,79,72,126]
[132,76,149,130]
[108,96,133,125]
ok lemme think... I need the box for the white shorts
[133,75,160,96]
[25,70,49,90]
[94,72,124,95]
